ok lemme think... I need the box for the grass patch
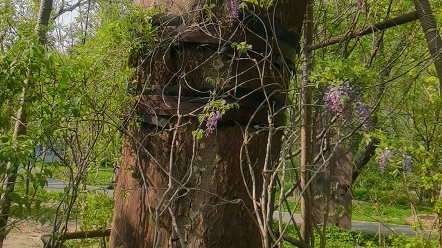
[43,163,114,187]
[352,188,409,206]
[276,222,392,247]
[277,222,439,247]
[276,193,433,225]
[352,203,433,225]
[84,166,113,187]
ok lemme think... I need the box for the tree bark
[300,0,314,245]
[109,0,307,247]
[111,122,282,248]
[0,0,53,247]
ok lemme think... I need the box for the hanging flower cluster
[204,111,222,137]
[230,0,241,18]
[378,148,393,174]
[324,82,370,132]
[377,148,413,174]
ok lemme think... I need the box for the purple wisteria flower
[205,111,222,137]
[378,148,393,174]
[324,85,349,117]
[355,101,369,132]
[324,82,371,132]
[230,0,241,18]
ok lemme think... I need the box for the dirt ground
[4,219,79,248]
[406,214,438,229]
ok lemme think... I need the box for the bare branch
[351,138,380,183]
[53,0,86,20]
[283,235,313,248]
[308,11,419,51]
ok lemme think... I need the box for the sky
[52,0,81,51]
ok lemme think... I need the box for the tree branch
[41,229,110,248]
[283,235,313,248]
[351,138,380,183]
[308,11,418,51]
[53,0,85,20]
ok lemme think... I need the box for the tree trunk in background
[109,0,307,247]
[0,0,53,247]
[413,0,442,93]
[311,146,352,229]
[300,0,314,245]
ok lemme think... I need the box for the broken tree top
[150,3,301,66]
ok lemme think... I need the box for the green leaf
[8,192,21,204]
[72,96,81,106]
[71,107,80,117]
[59,77,68,91]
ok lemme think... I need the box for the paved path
[45,178,114,197]
[45,178,432,236]
[272,212,434,236]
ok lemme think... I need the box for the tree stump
[312,145,352,229]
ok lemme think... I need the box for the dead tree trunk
[109,0,307,247]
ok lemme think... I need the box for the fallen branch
[283,234,313,248]
[308,11,418,51]
[41,229,110,248]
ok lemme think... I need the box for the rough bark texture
[272,0,307,36]
[300,0,314,245]
[111,122,282,248]
[110,0,307,247]
[35,0,53,43]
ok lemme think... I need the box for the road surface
[272,211,435,236]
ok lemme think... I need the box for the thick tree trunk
[0,1,53,247]
[111,122,282,248]
[109,0,307,247]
